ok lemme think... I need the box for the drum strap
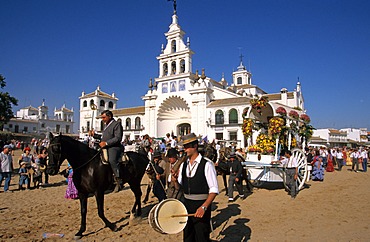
[184,194,208,200]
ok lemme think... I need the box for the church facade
[3,100,74,136]
[79,12,305,148]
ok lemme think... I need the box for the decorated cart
[241,96,314,190]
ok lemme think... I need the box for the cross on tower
[168,0,177,14]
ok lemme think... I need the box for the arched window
[171,40,176,53]
[229,109,238,124]
[163,63,168,76]
[125,118,131,130]
[215,110,224,125]
[100,100,105,107]
[90,99,94,106]
[171,61,176,74]
[135,117,141,130]
[108,101,113,109]
[180,59,185,73]
[83,100,87,107]
[237,77,242,85]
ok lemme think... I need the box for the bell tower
[232,54,252,86]
[156,13,194,79]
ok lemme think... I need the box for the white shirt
[336,151,343,159]
[281,156,298,168]
[177,154,219,194]
[361,151,368,159]
[350,151,360,159]
[0,152,13,172]
[170,139,177,148]
[320,150,328,157]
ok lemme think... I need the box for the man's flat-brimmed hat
[181,133,198,145]
[20,161,27,166]
[153,150,162,158]
[3,145,11,149]
[166,148,178,158]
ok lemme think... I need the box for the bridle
[49,139,102,171]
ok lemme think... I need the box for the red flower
[300,114,311,123]
[276,107,287,116]
[289,110,299,119]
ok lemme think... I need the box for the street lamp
[90,103,97,131]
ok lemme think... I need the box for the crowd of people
[1,109,369,241]
[0,138,51,193]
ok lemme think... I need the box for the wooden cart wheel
[283,148,308,191]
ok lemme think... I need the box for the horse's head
[47,133,65,175]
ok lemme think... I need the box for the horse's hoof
[109,224,117,232]
[74,235,82,240]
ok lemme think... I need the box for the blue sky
[1,0,370,131]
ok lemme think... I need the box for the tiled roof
[329,129,347,134]
[82,90,118,100]
[265,92,294,101]
[112,106,145,116]
[207,97,250,108]
[55,107,73,113]
[23,105,38,111]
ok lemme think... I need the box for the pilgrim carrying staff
[172,133,219,242]
[91,110,123,193]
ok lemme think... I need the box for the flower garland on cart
[250,96,269,114]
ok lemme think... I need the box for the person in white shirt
[360,148,368,172]
[336,148,344,171]
[173,133,218,241]
[350,149,360,172]
[280,150,298,199]
[170,136,178,148]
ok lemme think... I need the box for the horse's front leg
[130,181,143,216]
[95,190,117,232]
[75,193,88,240]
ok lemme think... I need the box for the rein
[73,150,102,171]
[49,142,102,171]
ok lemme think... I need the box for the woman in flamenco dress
[311,150,325,181]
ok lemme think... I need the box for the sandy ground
[0,149,369,242]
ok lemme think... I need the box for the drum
[148,198,188,234]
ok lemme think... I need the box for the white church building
[79,11,306,148]
[3,100,75,136]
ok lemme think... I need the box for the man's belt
[184,194,208,200]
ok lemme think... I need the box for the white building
[3,100,74,136]
[79,11,306,148]
[312,128,368,148]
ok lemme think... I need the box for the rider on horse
[91,110,124,192]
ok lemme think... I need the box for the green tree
[0,74,18,128]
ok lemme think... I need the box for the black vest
[182,158,209,195]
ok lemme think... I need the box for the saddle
[101,149,130,165]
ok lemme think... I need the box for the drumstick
[171,213,195,218]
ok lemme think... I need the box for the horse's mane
[57,135,98,155]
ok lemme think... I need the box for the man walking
[173,133,218,241]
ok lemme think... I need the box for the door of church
[177,123,191,136]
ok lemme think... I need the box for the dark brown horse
[46,133,149,240]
